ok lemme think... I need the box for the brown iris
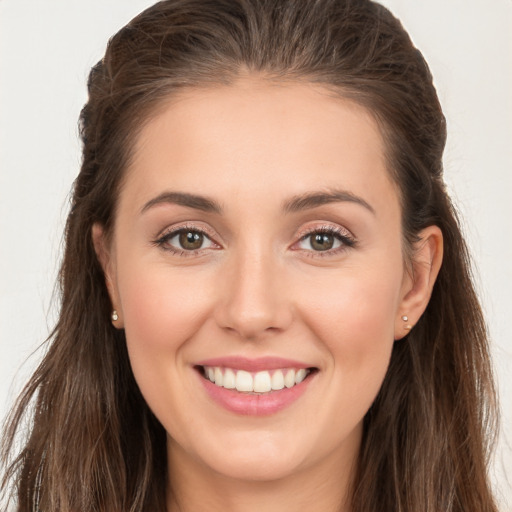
[179,231,204,250]
[310,233,335,251]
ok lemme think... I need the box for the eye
[174,230,209,250]
[294,226,356,254]
[153,226,218,254]
[301,232,339,251]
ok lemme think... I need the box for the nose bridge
[216,239,291,339]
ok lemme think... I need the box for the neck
[166,433,359,512]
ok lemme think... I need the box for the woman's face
[97,79,432,483]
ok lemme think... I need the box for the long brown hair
[1,1,498,510]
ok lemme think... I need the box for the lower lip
[196,369,315,416]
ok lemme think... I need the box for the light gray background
[1,0,511,509]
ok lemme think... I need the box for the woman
[0,0,499,510]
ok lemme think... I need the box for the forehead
[122,79,398,216]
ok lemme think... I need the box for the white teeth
[235,370,253,392]
[214,367,223,387]
[204,366,311,393]
[295,368,307,384]
[253,371,272,392]
[271,370,285,390]
[284,369,296,388]
[223,368,236,389]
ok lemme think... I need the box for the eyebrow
[140,187,375,216]
[141,191,223,214]
[283,188,375,215]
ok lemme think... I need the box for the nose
[214,247,293,340]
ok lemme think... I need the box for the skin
[93,78,443,512]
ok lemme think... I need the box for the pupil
[179,231,203,250]
[311,233,334,251]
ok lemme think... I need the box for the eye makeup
[151,220,356,259]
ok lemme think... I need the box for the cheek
[115,263,217,437]
[115,263,214,407]
[118,264,211,349]
[298,267,401,408]
[300,264,401,343]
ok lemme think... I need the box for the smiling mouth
[196,365,318,394]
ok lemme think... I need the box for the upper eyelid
[295,223,355,240]
[157,222,218,240]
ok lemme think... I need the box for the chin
[171,429,311,483]
[206,451,306,482]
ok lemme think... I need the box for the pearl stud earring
[111,310,119,322]
[402,315,412,331]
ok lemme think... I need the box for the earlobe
[92,223,123,328]
[395,225,443,340]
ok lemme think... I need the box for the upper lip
[195,356,314,372]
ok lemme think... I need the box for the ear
[92,223,124,328]
[395,225,443,340]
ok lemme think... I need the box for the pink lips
[195,356,311,372]
[194,356,316,416]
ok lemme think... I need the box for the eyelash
[152,224,219,257]
[152,223,356,257]
[293,225,356,257]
